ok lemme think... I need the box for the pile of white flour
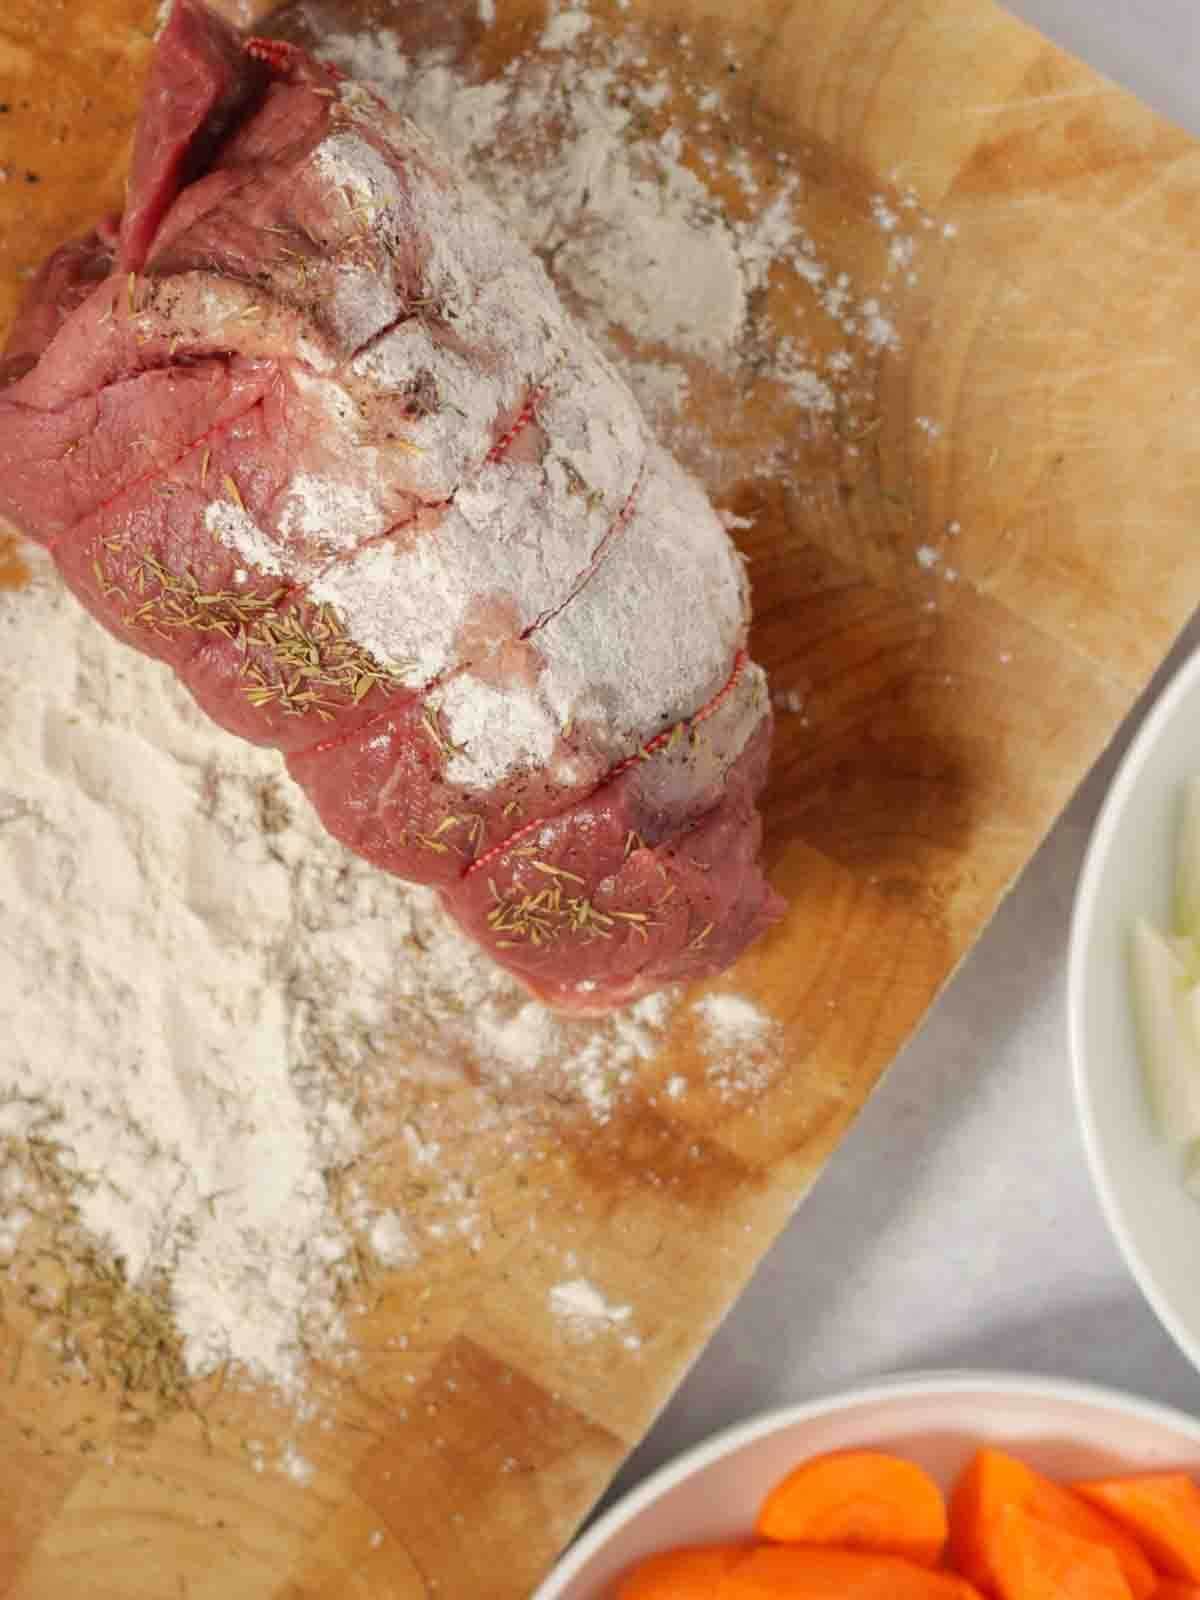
[0,552,772,1403]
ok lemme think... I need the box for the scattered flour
[554,153,745,356]
[693,991,779,1100]
[549,1276,634,1340]
[623,358,690,423]
[693,992,773,1054]
[541,8,592,52]
[369,1211,419,1269]
[433,676,559,791]
[278,474,388,550]
[859,300,900,352]
[313,131,398,209]
[205,499,284,577]
[311,8,957,490]
[280,1442,315,1486]
[567,992,670,1123]
[773,343,836,416]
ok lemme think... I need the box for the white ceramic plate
[533,1371,1200,1599]
[1069,643,1200,1377]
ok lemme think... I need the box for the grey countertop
[1001,1,1198,140]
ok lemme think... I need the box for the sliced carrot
[1152,1585,1200,1598]
[755,1449,948,1567]
[989,1503,1133,1600]
[1075,1476,1200,1582]
[616,1543,746,1599]
[950,1449,1156,1599]
[714,1545,980,1599]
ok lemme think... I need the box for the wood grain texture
[2,0,1200,1594]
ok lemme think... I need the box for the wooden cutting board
[3,0,1200,1595]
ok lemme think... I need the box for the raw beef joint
[0,0,784,1011]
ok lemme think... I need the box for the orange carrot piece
[950,1449,1156,1599]
[616,1544,746,1599]
[1075,1476,1200,1582]
[1152,1584,1200,1598]
[989,1504,1133,1600]
[714,1545,980,1599]
[755,1449,948,1567]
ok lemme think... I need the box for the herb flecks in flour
[0,555,748,1427]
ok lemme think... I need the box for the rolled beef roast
[0,0,784,1011]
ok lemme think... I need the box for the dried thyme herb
[97,545,411,720]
